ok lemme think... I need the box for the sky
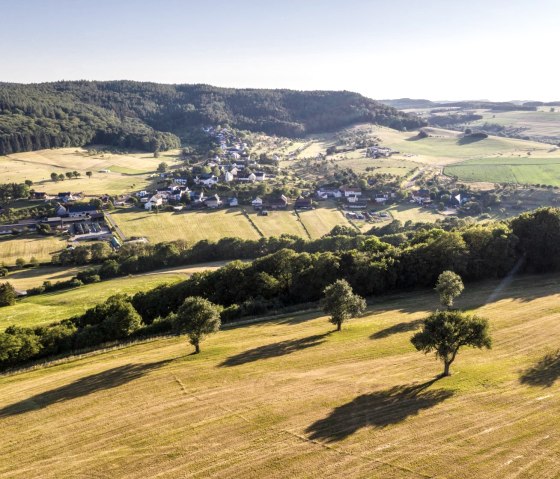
[1,0,559,101]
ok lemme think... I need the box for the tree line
[1,206,559,370]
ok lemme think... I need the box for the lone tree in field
[172,296,221,354]
[435,271,464,309]
[321,279,366,332]
[0,282,17,307]
[411,310,491,377]
[86,171,93,179]
[50,172,58,182]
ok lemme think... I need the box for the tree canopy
[172,296,221,353]
[434,271,464,309]
[321,279,366,331]
[411,310,491,376]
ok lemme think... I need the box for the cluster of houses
[316,185,395,209]
[194,166,268,187]
[366,145,398,158]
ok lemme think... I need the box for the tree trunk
[194,342,200,354]
[442,360,451,377]
[336,321,342,332]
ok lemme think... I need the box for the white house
[375,193,389,204]
[339,186,363,198]
[145,195,163,211]
[238,172,256,182]
[195,174,219,186]
[228,197,239,207]
[252,197,263,209]
[316,187,342,199]
[204,194,222,209]
[254,171,266,181]
[224,171,235,182]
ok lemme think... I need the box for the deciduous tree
[411,310,491,377]
[435,271,464,309]
[172,296,221,354]
[321,279,366,331]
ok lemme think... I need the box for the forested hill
[0,81,425,155]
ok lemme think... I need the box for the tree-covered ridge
[0,81,425,155]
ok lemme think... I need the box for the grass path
[1,273,560,477]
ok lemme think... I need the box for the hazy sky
[1,0,558,101]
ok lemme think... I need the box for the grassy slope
[0,262,228,330]
[1,273,560,478]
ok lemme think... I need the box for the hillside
[0,82,425,155]
[1,272,559,478]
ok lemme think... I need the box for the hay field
[112,208,261,243]
[0,148,181,196]
[0,236,67,266]
[2,273,560,478]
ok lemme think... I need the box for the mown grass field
[2,273,560,478]
[298,205,354,238]
[445,156,560,186]
[471,109,560,139]
[113,206,355,243]
[5,265,85,291]
[0,148,181,196]
[0,235,67,266]
[112,208,262,243]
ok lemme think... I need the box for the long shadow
[219,333,329,367]
[305,379,453,442]
[519,350,560,387]
[457,135,486,145]
[370,319,423,340]
[0,360,171,418]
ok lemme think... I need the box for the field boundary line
[294,210,312,240]
[241,208,264,237]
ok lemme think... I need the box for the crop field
[2,273,560,478]
[112,208,261,243]
[0,235,67,266]
[298,205,354,238]
[0,148,181,196]
[445,157,560,186]
[384,203,446,223]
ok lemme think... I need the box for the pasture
[298,204,354,238]
[1,273,560,478]
[0,235,67,266]
[471,109,560,140]
[0,148,181,196]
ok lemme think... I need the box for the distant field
[112,208,261,243]
[0,273,188,330]
[385,203,446,223]
[0,148,181,196]
[298,205,354,238]
[445,157,560,186]
[5,265,85,290]
[471,109,560,139]
[2,273,560,477]
[0,236,67,266]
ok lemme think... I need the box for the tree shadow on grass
[305,379,453,442]
[219,333,330,367]
[0,360,171,418]
[519,350,560,387]
[370,319,424,340]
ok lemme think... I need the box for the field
[471,109,560,140]
[445,156,560,186]
[113,205,355,243]
[0,148,181,196]
[111,208,262,243]
[0,235,67,266]
[384,203,446,223]
[5,265,85,290]
[2,273,560,477]
[298,205,354,238]
[0,262,226,331]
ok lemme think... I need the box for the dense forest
[0,81,425,155]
